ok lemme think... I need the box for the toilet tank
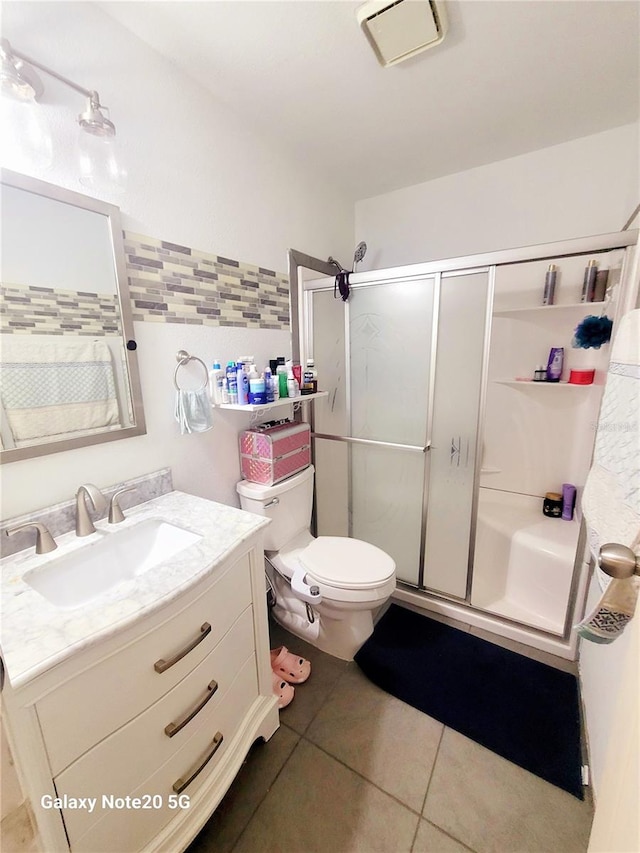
[236,464,314,551]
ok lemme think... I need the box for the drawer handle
[154,623,212,674]
[164,680,219,738]
[172,732,224,794]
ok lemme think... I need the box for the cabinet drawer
[37,553,252,776]
[68,655,259,853]
[55,606,255,844]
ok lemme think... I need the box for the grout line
[228,728,303,853]
[300,734,427,820]
[421,724,445,814]
[422,818,478,853]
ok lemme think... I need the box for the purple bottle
[562,484,576,521]
[546,347,564,382]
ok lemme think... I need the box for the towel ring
[174,350,209,392]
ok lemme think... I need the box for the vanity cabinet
[1,512,279,853]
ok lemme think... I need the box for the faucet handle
[108,488,136,524]
[6,522,57,555]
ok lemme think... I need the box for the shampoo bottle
[561,484,576,521]
[581,260,598,302]
[264,367,275,403]
[226,361,238,404]
[209,360,224,404]
[237,361,249,405]
[542,264,557,306]
[546,347,564,383]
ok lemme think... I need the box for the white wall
[355,124,639,269]
[0,1,354,520]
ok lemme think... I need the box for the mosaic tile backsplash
[1,233,291,335]
[1,285,122,335]
[125,232,290,330]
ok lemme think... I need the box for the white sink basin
[23,519,202,609]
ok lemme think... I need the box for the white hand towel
[577,309,640,643]
[174,387,213,435]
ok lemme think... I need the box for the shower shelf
[494,380,592,388]
[493,301,604,317]
[213,390,328,412]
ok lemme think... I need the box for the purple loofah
[572,315,613,349]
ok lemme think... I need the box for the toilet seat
[299,536,395,591]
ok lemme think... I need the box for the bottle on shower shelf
[546,347,564,382]
[542,264,557,306]
[561,484,576,521]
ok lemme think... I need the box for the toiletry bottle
[533,365,546,382]
[221,376,229,404]
[561,483,576,521]
[546,347,564,382]
[581,260,598,302]
[542,264,557,306]
[247,364,259,404]
[249,372,266,405]
[303,359,318,393]
[286,361,299,397]
[237,360,249,405]
[209,360,224,404]
[226,361,238,404]
[593,269,609,303]
[292,362,302,389]
[264,367,274,403]
[277,357,288,398]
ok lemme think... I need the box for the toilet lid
[298,536,395,589]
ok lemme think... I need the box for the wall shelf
[214,390,328,413]
[493,301,604,317]
[494,380,592,388]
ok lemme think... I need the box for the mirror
[0,169,145,463]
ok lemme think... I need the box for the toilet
[236,464,396,660]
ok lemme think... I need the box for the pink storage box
[240,421,311,485]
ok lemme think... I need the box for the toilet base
[268,568,379,661]
[271,605,375,661]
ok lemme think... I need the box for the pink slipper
[272,671,294,709]
[270,646,311,684]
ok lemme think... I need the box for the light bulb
[0,92,53,172]
[77,128,126,194]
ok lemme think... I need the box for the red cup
[569,369,595,385]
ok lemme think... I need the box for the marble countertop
[0,491,269,688]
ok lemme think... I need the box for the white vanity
[0,491,279,853]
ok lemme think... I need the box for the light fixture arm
[2,38,95,100]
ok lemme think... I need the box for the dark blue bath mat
[355,604,584,799]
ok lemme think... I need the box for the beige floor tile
[468,627,578,674]
[424,728,593,853]
[234,739,419,853]
[187,724,300,853]
[412,819,473,853]
[269,619,350,735]
[307,665,443,812]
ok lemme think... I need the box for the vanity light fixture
[0,38,125,191]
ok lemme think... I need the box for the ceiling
[100,1,639,201]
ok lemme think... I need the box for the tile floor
[188,615,593,853]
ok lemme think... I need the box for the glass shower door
[312,277,435,585]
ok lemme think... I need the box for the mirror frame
[0,168,146,463]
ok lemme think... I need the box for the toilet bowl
[236,465,396,660]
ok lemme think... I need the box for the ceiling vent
[357,0,448,67]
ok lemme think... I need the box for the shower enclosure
[289,231,637,659]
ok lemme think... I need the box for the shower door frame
[288,229,639,652]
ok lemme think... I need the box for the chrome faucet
[75,484,107,537]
